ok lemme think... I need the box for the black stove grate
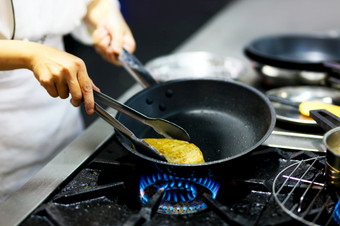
[272,156,339,226]
[19,135,337,226]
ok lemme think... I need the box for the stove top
[18,135,339,226]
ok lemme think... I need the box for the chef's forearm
[0,40,36,71]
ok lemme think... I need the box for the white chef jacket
[0,0,119,203]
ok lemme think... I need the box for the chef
[0,0,136,202]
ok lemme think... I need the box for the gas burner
[19,140,327,226]
[139,172,220,214]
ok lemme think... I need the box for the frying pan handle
[310,109,340,131]
[323,62,340,73]
[323,62,340,83]
[118,49,158,88]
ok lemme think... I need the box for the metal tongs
[93,90,190,161]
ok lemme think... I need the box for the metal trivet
[273,156,339,226]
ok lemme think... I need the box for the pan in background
[266,86,340,126]
[244,34,340,87]
[145,52,245,82]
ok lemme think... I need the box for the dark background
[64,0,233,127]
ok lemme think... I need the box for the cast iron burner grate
[273,156,340,226]
[18,136,334,226]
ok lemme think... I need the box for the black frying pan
[244,34,340,73]
[114,50,276,177]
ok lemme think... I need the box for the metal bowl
[266,86,340,126]
[324,127,340,189]
[145,52,245,82]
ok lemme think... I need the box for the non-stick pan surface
[244,34,340,72]
[115,79,275,175]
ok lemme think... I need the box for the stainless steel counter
[1,0,340,225]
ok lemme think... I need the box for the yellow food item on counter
[142,138,205,164]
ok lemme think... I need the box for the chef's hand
[30,43,96,114]
[92,17,136,64]
[86,0,136,65]
[0,40,97,115]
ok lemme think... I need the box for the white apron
[0,0,97,202]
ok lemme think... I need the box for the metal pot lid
[145,52,245,82]
[266,86,340,126]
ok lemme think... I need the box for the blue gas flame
[139,172,220,214]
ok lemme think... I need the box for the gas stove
[0,83,337,226]
[17,134,339,226]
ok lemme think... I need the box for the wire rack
[273,156,339,226]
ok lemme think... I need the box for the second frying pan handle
[310,109,340,131]
[323,62,340,74]
[118,49,158,88]
[323,62,340,85]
